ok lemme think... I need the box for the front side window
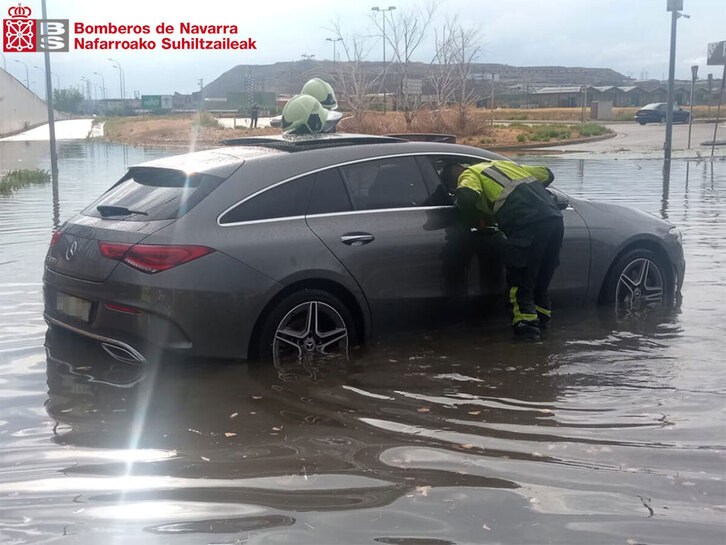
[219,174,315,224]
[339,157,430,211]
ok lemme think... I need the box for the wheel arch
[247,277,369,359]
[597,238,675,304]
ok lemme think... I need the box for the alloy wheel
[272,301,348,366]
[615,257,665,315]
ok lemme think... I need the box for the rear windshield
[83,167,223,221]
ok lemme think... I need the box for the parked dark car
[634,102,690,125]
[43,134,685,365]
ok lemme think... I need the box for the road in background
[536,121,726,158]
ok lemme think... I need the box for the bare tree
[429,20,460,111]
[327,20,378,130]
[445,19,481,131]
[370,4,436,128]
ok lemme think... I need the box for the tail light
[50,231,62,246]
[98,242,213,274]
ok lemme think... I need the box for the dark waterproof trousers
[504,217,565,325]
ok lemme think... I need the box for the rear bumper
[42,250,280,360]
[44,313,147,363]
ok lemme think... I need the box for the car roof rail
[385,133,457,144]
[220,133,406,151]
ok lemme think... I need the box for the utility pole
[711,67,725,158]
[41,0,58,222]
[198,78,204,111]
[664,0,689,164]
[490,73,495,127]
[687,64,697,148]
[371,6,396,114]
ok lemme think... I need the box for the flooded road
[1,141,725,544]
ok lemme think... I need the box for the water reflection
[2,143,726,543]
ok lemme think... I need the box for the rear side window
[307,169,352,215]
[83,167,223,221]
[339,157,430,211]
[219,174,315,224]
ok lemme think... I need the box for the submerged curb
[486,132,617,152]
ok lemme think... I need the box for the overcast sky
[2,0,723,98]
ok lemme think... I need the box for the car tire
[602,248,672,314]
[257,289,356,365]
[637,120,646,125]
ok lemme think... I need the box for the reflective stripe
[510,287,522,323]
[510,287,538,325]
[535,305,552,317]
[490,172,537,213]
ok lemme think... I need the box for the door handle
[341,233,375,246]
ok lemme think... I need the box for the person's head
[281,94,329,135]
[301,78,338,110]
[442,162,467,191]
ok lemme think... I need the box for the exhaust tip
[101,342,145,364]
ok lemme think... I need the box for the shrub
[192,112,222,129]
[577,123,609,137]
[516,133,526,143]
[0,169,51,194]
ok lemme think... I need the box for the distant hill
[197,60,628,99]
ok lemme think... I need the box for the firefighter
[443,160,564,339]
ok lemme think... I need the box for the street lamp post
[664,0,689,163]
[14,59,29,88]
[371,5,396,114]
[687,64,697,149]
[108,57,125,114]
[80,77,92,101]
[93,71,106,99]
[326,37,343,78]
[33,65,46,100]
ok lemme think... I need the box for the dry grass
[102,108,613,151]
[339,108,492,137]
[491,104,716,122]
[102,115,277,148]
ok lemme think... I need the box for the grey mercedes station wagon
[43,134,685,364]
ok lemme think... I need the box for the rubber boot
[537,311,551,330]
[513,320,541,340]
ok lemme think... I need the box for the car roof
[135,133,509,178]
[136,146,283,177]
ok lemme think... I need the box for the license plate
[56,292,92,323]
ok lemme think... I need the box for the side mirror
[548,188,570,210]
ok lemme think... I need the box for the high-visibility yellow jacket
[455,160,562,234]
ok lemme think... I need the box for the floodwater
[1,140,725,544]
